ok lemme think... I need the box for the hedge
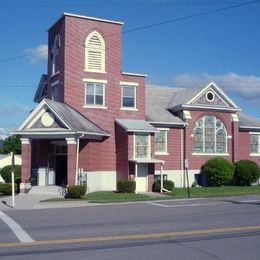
[67,185,86,198]
[117,180,136,193]
[152,180,174,192]
[0,165,21,183]
[0,183,17,195]
[233,160,260,186]
[203,157,235,187]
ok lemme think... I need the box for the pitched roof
[116,119,157,132]
[145,84,185,125]
[34,74,48,103]
[15,99,109,137]
[238,112,260,130]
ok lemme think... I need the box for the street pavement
[0,194,260,259]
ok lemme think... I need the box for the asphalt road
[0,195,260,259]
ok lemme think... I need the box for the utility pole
[185,159,190,198]
[11,152,15,208]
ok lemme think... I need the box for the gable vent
[89,35,102,47]
[88,50,102,70]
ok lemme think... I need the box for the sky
[0,0,260,139]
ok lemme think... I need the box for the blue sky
[0,0,260,138]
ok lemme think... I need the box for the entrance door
[136,164,148,192]
[55,155,67,185]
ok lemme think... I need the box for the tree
[2,135,21,154]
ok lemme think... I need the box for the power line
[0,0,259,63]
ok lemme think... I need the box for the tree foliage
[1,135,21,154]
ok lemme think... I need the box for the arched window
[51,34,60,75]
[192,115,227,154]
[85,31,105,73]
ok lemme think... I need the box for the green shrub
[0,165,21,183]
[152,180,174,192]
[67,185,86,198]
[0,183,17,195]
[233,160,260,186]
[117,180,136,193]
[203,157,235,187]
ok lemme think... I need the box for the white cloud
[0,127,13,139]
[23,44,48,64]
[171,72,260,100]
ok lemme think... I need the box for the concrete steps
[29,185,64,196]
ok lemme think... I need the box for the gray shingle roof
[238,112,260,129]
[116,119,157,132]
[145,84,185,125]
[44,99,110,135]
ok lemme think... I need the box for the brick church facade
[15,13,260,192]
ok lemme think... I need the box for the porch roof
[116,119,158,133]
[129,158,165,164]
[14,98,110,138]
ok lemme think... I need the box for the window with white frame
[52,83,59,101]
[85,82,105,106]
[85,31,105,73]
[122,85,136,108]
[250,134,260,153]
[51,34,60,75]
[192,115,227,154]
[155,129,167,154]
[135,133,149,159]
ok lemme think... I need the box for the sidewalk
[0,193,97,211]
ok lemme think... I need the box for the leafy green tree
[2,135,21,154]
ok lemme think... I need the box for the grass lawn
[169,186,260,199]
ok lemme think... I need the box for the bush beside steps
[67,185,86,198]
[117,180,136,193]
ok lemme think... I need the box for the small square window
[85,83,105,106]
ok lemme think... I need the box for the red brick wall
[47,15,146,172]
[155,128,182,170]
[21,143,32,183]
[238,131,260,164]
[185,111,233,169]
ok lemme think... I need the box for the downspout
[180,127,184,188]
[75,133,84,184]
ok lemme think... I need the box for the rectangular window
[52,83,59,101]
[135,133,149,159]
[250,134,259,153]
[85,83,104,106]
[122,85,136,108]
[155,130,167,154]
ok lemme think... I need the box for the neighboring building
[15,13,260,192]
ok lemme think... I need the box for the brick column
[20,138,32,192]
[66,137,77,185]
[231,114,240,163]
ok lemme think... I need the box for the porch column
[66,138,77,185]
[231,114,240,163]
[20,138,32,192]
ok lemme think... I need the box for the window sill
[51,71,60,77]
[120,107,138,111]
[83,105,107,109]
[155,152,169,156]
[192,153,229,156]
[250,153,260,157]
[84,69,107,74]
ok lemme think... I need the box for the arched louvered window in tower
[192,115,227,154]
[85,31,105,73]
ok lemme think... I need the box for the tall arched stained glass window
[192,115,227,154]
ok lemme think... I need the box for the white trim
[231,114,239,122]
[64,12,123,25]
[51,80,60,86]
[240,126,260,130]
[155,152,169,156]
[119,81,139,86]
[155,128,169,154]
[127,129,157,133]
[192,153,229,156]
[83,105,108,109]
[121,72,147,77]
[26,108,47,129]
[20,138,31,145]
[206,90,215,102]
[148,121,186,126]
[187,81,239,109]
[120,107,138,111]
[250,153,260,157]
[83,78,107,84]
[249,132,260,134]
[66,137,77,144]
[182,104,240,112]
[134,133,151,160]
